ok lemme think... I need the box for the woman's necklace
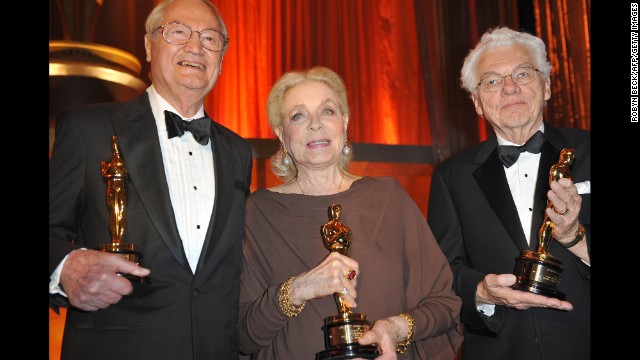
[296,174,344,195]
[295,178,305,194]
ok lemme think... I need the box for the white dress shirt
[497,123,545,246]
[147,85,215,273]
[49,86,215,296]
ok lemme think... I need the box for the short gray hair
[460,27,551,94]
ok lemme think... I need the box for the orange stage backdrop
[208,0,431,145]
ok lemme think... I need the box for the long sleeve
[49,113,90,311]
[49,113,86,276]
[238,221,291,354]
[428,168,503,335]
[395,184,464,357]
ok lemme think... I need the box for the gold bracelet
[560,223,586,249]
[277,276,306,317]
[396,313,416,354]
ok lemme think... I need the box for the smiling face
[277,80,348,172]
[144,0,224,102]
[471,44,551,142]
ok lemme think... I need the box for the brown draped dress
[239,176,463,359]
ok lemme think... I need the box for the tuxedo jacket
[427,123,590,360]
[49,93,253,360]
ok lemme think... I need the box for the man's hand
[546,178,582,243]
[546,178,590,262]
[60,249,151,311]
[476,274,573,311]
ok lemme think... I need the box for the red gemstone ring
[346,269,357,280]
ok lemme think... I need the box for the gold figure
[97,136,146,283]
[317,204,379,358]
[322,204,352,256]
[322,204,352,314]
[101,136,128,245]
[536,148,576,254]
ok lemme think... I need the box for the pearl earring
[282,147,291,165]
[342,143,351,156]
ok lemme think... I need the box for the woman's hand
[289,252,360,307]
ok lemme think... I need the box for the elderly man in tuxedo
[49,1,253,359]
[428,27,590,360]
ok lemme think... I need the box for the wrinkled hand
[476,274,573,311]
[546,178,582,244]
[289,252,360,307]
[60,249,151,311]
[355,316,405,360]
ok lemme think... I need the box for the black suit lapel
[195,122,236,273]
[110,95,192,274]
[529,124,577,248]
[529,142,560,249]
[474,147,529,252]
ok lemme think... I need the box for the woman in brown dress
[238,67,463,360]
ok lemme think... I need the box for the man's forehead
[162,2,219,27]
[478,46,532,72]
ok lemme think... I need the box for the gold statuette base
[316,313,380,360]
[513,250,564,300]
[97,243,151,285]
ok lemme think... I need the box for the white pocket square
[575,181,590,194]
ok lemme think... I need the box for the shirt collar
[496,122,545,146]
[146,85,205,128]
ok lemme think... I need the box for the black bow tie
[496,130,546,168]
[164,110,211,145]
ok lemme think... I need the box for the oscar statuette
[316,204,380,360]
[513,148,577,300]
[98,136,149,284]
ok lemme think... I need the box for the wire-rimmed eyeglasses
[153,21,229,52]
[476,66,540,92]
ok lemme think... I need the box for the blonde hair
[266,66,353,182]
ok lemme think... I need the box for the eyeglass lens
[162,22,226,51]
[479,67,537,92]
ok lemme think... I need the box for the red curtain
[534,0,591,130]
[49,0,590,157]
[205,0,589,158]
[208,0,430,145]
[413,0,520,161]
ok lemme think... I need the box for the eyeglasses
[476,66,540,92]
[153,21,229,52]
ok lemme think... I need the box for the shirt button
[189,151,193,156]
[197,225,201,229]
[192,289,201,298]
[194,186,197,190]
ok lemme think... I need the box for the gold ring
[553,206,569,215]
[346,269,357,280]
